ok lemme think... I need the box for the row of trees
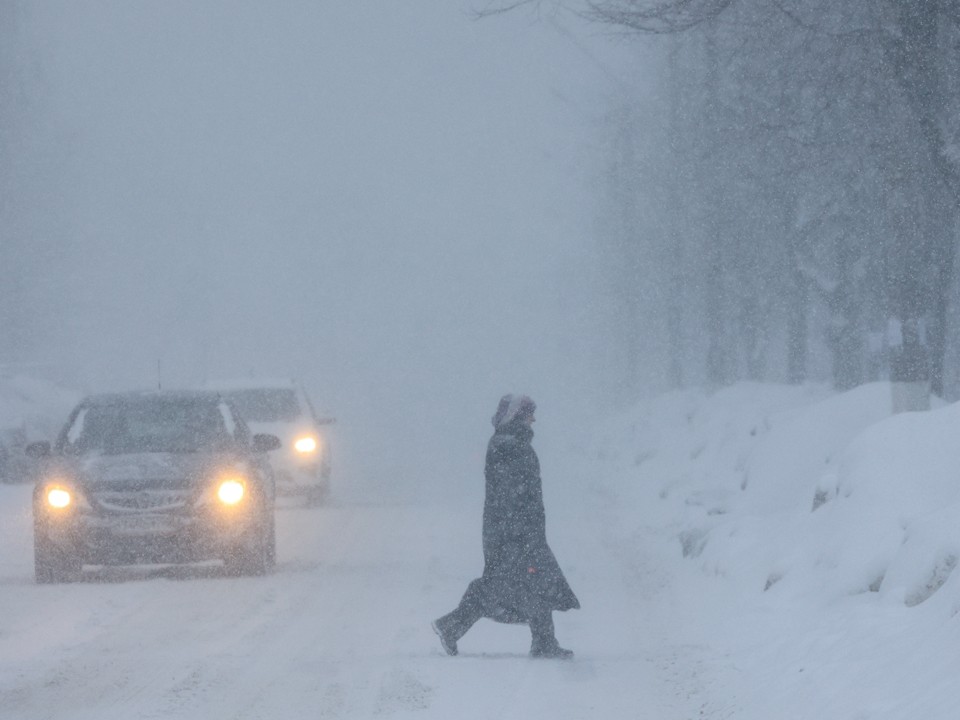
[492,0,960,399]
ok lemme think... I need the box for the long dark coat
[463,420,579,624]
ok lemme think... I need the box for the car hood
[66,452,241,491]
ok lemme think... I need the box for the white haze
[10,2,645,502]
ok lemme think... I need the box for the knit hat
[491,394,536,428]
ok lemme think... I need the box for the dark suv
[30,391,281,583]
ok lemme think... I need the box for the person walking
[432,394,580,658]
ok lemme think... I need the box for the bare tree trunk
[785,262,808,384]
[705,228,729,386]
[829,236,864,391]
[666,36,685,388]
[701,34,731,388]
[885,0,960,392]
[930,233,955,396]
[784,201,807,384]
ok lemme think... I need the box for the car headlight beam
[294,436,318,454]
[46,487,72,509]
[217,479,246,505]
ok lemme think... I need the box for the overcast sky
[11,1,648,499]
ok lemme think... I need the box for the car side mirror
[251,434,282,453]
[25,441,52,459]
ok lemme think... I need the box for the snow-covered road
[0,480,714,720]
[9,382,960,719]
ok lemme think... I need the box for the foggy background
[5,5,960,716]
[1,2,646,502]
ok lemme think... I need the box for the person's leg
[434,599,482,642]
[433,580,485,655]
[529,611,556,651]
[529,611,573,658]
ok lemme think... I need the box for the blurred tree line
[0,2,73,376]
[490,0,960,400]
[0,1,24,364]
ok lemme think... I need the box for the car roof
[79,390,227,407]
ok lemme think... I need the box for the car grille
[94,489,192,513]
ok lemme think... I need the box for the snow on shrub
[816,401,960,609]
[659,383,893,591]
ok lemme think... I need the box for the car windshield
[221,389,301,423]
[62,399,234,455]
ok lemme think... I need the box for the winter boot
[530,641,574,659]
[529,611,573,658]
[431,619,459,656]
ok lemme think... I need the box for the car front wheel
[34,527,82,584]
[223,513,275,577]
[304,481,330,507]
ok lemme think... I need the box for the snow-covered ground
[586,381,960,718]
[2,379,959,718]
[0,375,79,485]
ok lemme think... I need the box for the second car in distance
[205,379,334,506]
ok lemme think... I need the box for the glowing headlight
[217,479,245,505]
[294,436,318,454]
[46,487,72,509]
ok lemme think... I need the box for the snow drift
[588,380,960,718]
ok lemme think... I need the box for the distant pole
[157,359,162,391]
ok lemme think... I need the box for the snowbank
[0,373,77,430]
[591,381,960,718]
[0,374,78,483]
